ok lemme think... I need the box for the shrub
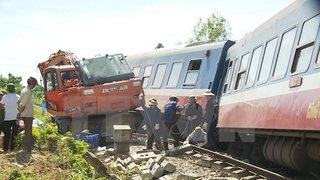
[11,105,124,179]
[8,170,26,180]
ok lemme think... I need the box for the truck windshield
[74,54,134,86]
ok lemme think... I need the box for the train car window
[291,14,320,73]
[273,27,297,78]
[188,60,201,70]
[235,53,249,90]
[152,64,167,88]
[316,47,320,65]
[167,62,183,87]
[223,60,233,93]
[183,59,202,86]
[299,14,320,45]
[142,65,152,88]
[246,46,262,87]
[258,38,278,82]
[229,59,238,92]
[132,67,141,77]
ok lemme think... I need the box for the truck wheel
[56,118,71,134]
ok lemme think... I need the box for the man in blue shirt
[139,94,162,150]
[162,95,186,150]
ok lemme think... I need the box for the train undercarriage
[218,128,320,178]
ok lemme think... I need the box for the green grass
[7,106,137,179]
[34,106,51,123]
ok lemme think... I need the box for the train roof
[228,0,319,54]
[126,40,231,60]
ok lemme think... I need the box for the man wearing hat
[0,83,20,152]
[162,95,187,150]
[183,126,207,147]
[17,76,38,153]
[139,93,162,150]
[183,95,203,139]
[202,89,219,151]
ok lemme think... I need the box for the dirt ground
[0,149,69,180]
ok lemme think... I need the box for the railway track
[131,133,291,179]
[34,107,313,179]
[185,145,289,180]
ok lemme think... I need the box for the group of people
[0,77,38,153]
[139,89,219,152]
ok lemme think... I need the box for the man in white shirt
[18,77,38,153]
[0,83,20,153]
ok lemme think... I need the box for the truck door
[44,70,61,113]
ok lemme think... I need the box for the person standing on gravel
[183,95,203,139]
[139,93,162,150]
[202,89,219,151]
[162,95,186,150]
[17,77,38,153]
[0,84,20,153]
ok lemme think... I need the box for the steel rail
[132,133,290,179]
[190,145,290,180]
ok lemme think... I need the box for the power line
[1,64,36,67]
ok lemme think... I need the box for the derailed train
[126,0,320,174]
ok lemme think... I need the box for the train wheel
[263,137,277,164]
[281,138,295,170]
[273,137,286,166]
[266,137,311,172]
[56,118,72,134]
[290,140,310,172]
[307,139,320,162]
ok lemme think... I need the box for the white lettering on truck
[102,85,128,93]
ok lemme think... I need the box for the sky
[0,0,294,86]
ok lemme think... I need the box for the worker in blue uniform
[162,95,186,150]
[139,94,162,150]
[202,89,219,151]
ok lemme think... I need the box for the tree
[0,73,23,94]
[0,73,44,104]
[32,84,45,104]
[155,43,164,49]
[189,11,231,43]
